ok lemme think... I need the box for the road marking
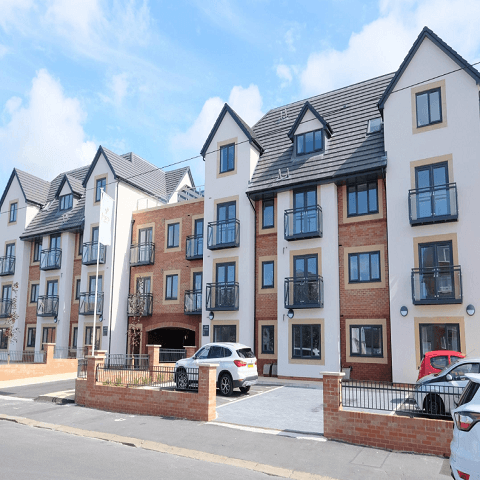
[0,396,34,402]
[0,413,338,480]
[216,385,284,408]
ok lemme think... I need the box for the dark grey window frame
[42,326,55,349]
[295,129,323,156]
[262,199,274,229]
[349,325,383,358]
[0,328,8,349]
[95,177,106,202]
[59,194,73,211]
[75,279,81,300]
[9,202,17,223]
[26,327,36,348]
[419,323,460,359]
[78,232,83,256]
[262,261,274,289]
[167,223,180,249]
[72,327,78,349]
[34,238,42,262]
[219,144,235,174]
[213,324,237,343]
[416,87,442,128]
[30,283,39,304]
[292,324,321,359]
[165,274,178,300]
[261,325,274,354]
[348,251,381,284]
[347,181,379,217]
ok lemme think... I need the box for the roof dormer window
[59,194,73,211]
[367,118,383,134]
[296,129,323,156]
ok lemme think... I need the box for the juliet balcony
[36,295,59,317]
[284,276,324,309]
[79,292,104,316]
[207,220,240,250]
[82,242,106,265]
[186,235,203,260]
[0,298,12,318]
[411,266,462,305]
[205,282,239,311]
[127,293,153,317]
[284,205,322,241]
[40,249,62,271]
[408,183,458,226]
[130,243,155,266]
[184,290,202,314]
[0,256,15,276]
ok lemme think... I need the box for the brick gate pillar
[184,346,197,358]
[199,364,217,421]
[322,372,345,439]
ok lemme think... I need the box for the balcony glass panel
[411,265,462,305]
[184,290,202,314]
[0,256,15,276]
[284,276,324,309]
[207,220,240,250]
[284,205,322,241]
[130,243,155,266]
[82,242,106,265]
[186,235,203,260]
[40,249,62,270]
[78,292,104,315]
[127,293,153,316]
[0,299,12,318]
[36,295,59,317]
[409,183,458,225]
[205,282,239,311]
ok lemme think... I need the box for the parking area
[215,384,324,435]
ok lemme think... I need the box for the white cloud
[100,72,130,106]
[0,0,33,33]
[0,44,8,58]
[172,84,264,152]
[300,0,480,96]
[276,64,293,86]
[0,69,96,180]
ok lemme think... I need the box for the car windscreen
[457,381,480,407]
[450,356,463,365]
[237,348,255,359]
[430,356,448,370]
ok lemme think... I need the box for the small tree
[127,277,146,355]
[4,282,20,363]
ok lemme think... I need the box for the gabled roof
[200,103,264,158]
[287,101,333,141]
[83,146,168,201]
[0,168,50,210]
[378,26,480,113]
[165,166,195,199]
[55,174,85,199]
[47,165,89,203]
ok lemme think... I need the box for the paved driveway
[215,385,324,435]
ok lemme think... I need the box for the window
[75,279,81,300]
[34,238,42,262]
[165,274,178,300]
[95,177,106,202]
[167,223,180,248]
[349,251,381,283]
[9,202,17,223]
[42,327,56,349]
[78,232,83,256]
[367,118,382,134]
[215,262,235,308]
[419,323,460,359]
[0,329,7,349]
[262,261,274,289]
[72,327,78,349]
[5,243,15,258]
[416,88,442,128]
[213,325,236,343]
[59,194,73,211]
[27,328,36,348]
[292,324,321,359]
[262,199,274,229]
[85,326,100,349]
[216,201,237,245]
[220,144,235,173]
[262,325,274,354]
[347,181,378,217]
[350,325,383,357]
[30,284,39,303]
[2,284,12,301]
[89,275,102,293]
[50,234,61,250]
[415,162,450,220]
[296,129,323,156]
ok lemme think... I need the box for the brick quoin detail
[323,374,452,457]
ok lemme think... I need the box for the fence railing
[54,346,78,359]
[184,290,202,314]
[284,275,324,309]
[36,295,59,317]
[0,255,15,276]
[127,293,153,317]
[411,265,462,305]
[159,348,186,363]
[104,354,150,369]
[77,359,87,378]
[130,243,155,266]
[284,205,322,240]
[79,292,104,315]
[0,298,12,318]
[40,248,62,270]
[409,182,458,225]
[207,219,240,250]
[186,235,203,260]
[205,282,239,311]
[0,350,45,364]
[96,364,198,391]
[341,380,463,418]
[82,242,106,265]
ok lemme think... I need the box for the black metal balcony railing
[37,295,59,317]
[284,276,324,309]
[408,183,458,226]
[205,282,239,311]
[40,248,62,270]
[207,219,240,250]
[82,242,106,265]
[127,293,153,317]
[79,292,104,315]
[186,235,203,260]
[411,266,462,305]
[0,299,12,318]
[130,243,155,266]
[284,205,323,240]
[184,290,202,314]
[0,256,15,276]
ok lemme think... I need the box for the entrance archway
[147,327,195,349]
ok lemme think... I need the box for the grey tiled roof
[65,174,85,197]
[247,73,394,196]
[15,169,50,206]
[47,166,89,202]
[165,166,193,198]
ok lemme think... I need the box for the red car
[417,350,465,380]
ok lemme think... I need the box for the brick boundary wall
[75,348,217,422]
[0,344,78,382]
[323,373,453,457]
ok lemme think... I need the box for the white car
[450,373,480,480]
[174,342,258,396]
[414,358,480,415]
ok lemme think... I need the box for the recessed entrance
[147,327,195,349]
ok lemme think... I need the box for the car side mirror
[446,374,453,381]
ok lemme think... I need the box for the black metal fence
[342,380,463,418]
[77,359,87,378]
[95,364,198,391]
[54,347,78,359]
[159,348,186,363]
[104,354,150,369]
[0,350,45,364]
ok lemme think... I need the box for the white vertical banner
[99,191,114,246]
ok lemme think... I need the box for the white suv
[174,343,258,396]
[450,373,480,480]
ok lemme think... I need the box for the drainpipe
[247,194,256,356]
[124,219,135,355]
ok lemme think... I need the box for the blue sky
[1,0,480,187]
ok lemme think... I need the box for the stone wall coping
[146,345,162,348]
[321,372,345,377]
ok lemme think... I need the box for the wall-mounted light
[99,315,103,323]
[287,309,294,319]
[467,304,475,316]
[208,311,214,321]
[400,306,408,317]
[54,316,58,324]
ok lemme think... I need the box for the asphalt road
[0,379,76,399]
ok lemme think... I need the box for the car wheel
[176,369,189,390]
[240,386,250,394]
[424,394,445,416]
[219,373,233,397]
